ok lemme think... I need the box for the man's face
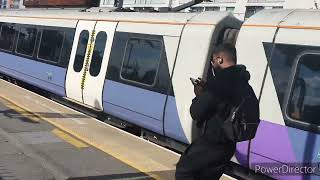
[211,53,223,71]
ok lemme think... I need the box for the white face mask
[211,61,215,76]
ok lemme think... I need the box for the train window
[245,6,264,20]
[16,27,37,56]
[0,23,16,51]
[60,30,75,68]
[287,54,320,126]
[89,31,107,77]
[268,44,299,106]
[120,38,162,86]
[226,7,235,13]
[73,30,89,72]
[38,29,64,63]
[222,29,239,45]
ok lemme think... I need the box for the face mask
[211,61,215,76]
[211,67,215,77]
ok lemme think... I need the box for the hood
[218,65,250,82]
[205,65,251,96]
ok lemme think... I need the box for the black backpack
[223,95,260,142]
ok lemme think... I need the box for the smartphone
[190,77,199,85]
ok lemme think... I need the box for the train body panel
[172,23,217,143]
[236,10,293,125]
[232,10,295,172]
[172,12,241,142]
[103,20,182,137]
[279,9,320,28]
[116,21,184,36]
[0,52,67,96]
[163,96,189,143]
[0,14,77,28]
[237,9,320,179]
[0,20,75,97]
[103,80,165,135]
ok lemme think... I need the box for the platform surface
[0,79,235,180]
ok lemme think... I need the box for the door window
[73,30,89,72]
[89,32,107,77]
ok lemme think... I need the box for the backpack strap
[231,96,250,122]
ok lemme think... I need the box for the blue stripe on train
[102,79,189,143]
[0,52,67,96]
[244,120,320,179]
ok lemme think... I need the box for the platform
[0,79,235,180]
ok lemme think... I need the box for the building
[2,0,319,17]
[99,0,320,20]
[23,0,99,8]
[0,0,24,8]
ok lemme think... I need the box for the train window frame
[37,29,65,64]
[0,23,17,52]
[59,29,75,68]
[284,51,320,131]
[119,37,163,87]
[15,26,38,57]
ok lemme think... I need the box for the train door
[66,20,117,110]
[82,21,117,110]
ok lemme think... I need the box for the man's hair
[212,43,237,64]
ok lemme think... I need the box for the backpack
[222,95,260,142]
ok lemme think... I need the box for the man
[175,43,257,179]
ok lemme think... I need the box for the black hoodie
[190,65,256,143]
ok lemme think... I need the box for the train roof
[244,9,320,30]
[0,9,238,28]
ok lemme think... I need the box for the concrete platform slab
[0,152,55,180]
[30,143,141,178]
[0,103,53,133]
[0,141,22,156]
[14,131,64,145]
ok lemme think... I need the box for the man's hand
[193,78,206,97]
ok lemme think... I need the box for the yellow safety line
[0,95,161,180]
[52,129,88,149]
[81,29,96,90]
[1,97,87,149]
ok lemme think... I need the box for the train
[0,8,319,180]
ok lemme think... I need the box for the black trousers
[175,137,236,180]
